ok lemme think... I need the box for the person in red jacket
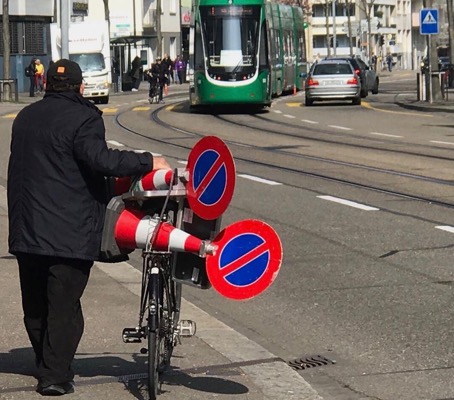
[7,59,170,396]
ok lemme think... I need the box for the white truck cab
[50,21,111,104]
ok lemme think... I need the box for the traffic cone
[133,169,173,191]
[293,84,297,96]
[114,208,216,255]
[114,208,154,249]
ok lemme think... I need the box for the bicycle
[148,79,160,104]
[117,169,216,399]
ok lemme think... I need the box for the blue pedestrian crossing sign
[420,9,439,35]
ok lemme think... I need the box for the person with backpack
[25,58,37,97]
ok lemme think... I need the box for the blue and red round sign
[186,136,236,220]
[206,220,283,300]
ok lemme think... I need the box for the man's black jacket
[7,91,153,261]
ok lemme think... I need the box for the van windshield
[69,53,105,72]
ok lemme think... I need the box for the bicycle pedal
[179,320,196,337]
[122,328,143,343]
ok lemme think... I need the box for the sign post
[420,8,439,103]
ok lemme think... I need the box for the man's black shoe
[37,381,75,396]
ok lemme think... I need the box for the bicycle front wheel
[147,271,161,400]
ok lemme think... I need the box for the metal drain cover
[287,355,336,371]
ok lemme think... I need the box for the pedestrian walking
[175,55,186,85]
[131,56,142,91]
[34,59,45,94]
[386,53,393,72]
[370,53,377,71]
[25,58,37,97]
[7,58,171,397]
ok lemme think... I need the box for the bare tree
[358,0,375,61]
[292,0,310,62]
[345,0,354,56]
[2,0,11,100]
[324,0,331,56]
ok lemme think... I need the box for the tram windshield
[199,5,261,77]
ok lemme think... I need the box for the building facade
[0,0,181,92]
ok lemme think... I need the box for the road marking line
[238,174,282,185]
[370,132,403,138]
[178,160,188,165]
[286,102,300,107]
[273,110,283,114]
[318,195,379,210]
[284,114,296,119]
[107,140,124,147]
[132,106,151,111]
[102,108,118,113]
[435,226,454,233]
[1,113,17,119]
[328,125,352,130]
[430,140,454,146]
[301,119,319,124]
[362,101,433,117]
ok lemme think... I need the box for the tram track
[114,103,454,209]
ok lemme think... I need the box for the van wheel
[100,96,109,104]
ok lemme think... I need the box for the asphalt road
[1,73,454,399]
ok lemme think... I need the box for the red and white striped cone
[133,169,173,191]
[114,208,217,256]
[114,208,156,250]
[152,222,217,256]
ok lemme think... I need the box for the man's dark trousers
[17,254,92,387]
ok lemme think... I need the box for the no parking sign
[186,136,236,220]
[206,220,283,300]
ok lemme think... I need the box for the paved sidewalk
[378,68,454,113]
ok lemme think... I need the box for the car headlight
[95,82,109,90]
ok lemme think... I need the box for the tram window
[194,23,204,69]
[259,24,268,68]
[200,5,260,69]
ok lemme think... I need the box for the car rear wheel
[352,97,361,105]
[305,97,314,106]
[372,79,379,94]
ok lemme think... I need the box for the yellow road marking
[362,101,433,117]
[102,108,118,113]
[2,113,17,119]
[286,102,301,107]
[132,106,151,111]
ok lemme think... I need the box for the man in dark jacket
[7,59,170,396]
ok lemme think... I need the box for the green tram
[189,0,308,109]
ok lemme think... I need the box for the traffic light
[379,35,385,46]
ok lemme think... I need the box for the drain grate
[287,355,336,371]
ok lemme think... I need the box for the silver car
[304,60,361,106]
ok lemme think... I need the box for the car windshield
[313,63,352,75]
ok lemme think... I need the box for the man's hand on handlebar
[152,156,171,170]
